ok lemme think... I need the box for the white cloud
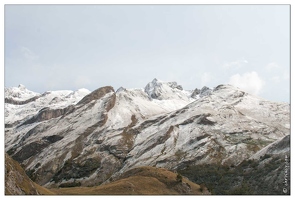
[201,72,212,86]
[222,59,248,70]
[20,46,39,61]
[228,71,265,95]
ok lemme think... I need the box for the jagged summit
[143,78,217,101]
[190,86,213,98]
[152,78,159,82]
[144,78,162,99]
[144,78,186,100]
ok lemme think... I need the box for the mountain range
[5,78,290,194]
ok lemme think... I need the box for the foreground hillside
[5,153,54,195]
[51,166,209,195]
[5,154,208,195]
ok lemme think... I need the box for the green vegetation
[175,149,186,160]
[178,155,289,195]
[176,173,183,183]
[59,181,81,188]
[52,157,101,185]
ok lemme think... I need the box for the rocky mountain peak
[152,78,159,83]
[18,84,26,90]
[116,87,127,93]
[199,86,212,97]
[191,86,212,99]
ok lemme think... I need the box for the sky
[4,4,290,102]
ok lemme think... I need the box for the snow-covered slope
[117,84,289,173]
[4,79,290,189]
[108,84,194,130]
[5,85,90,125]
[5,84,40,101]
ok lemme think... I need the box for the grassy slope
[33,183,55,195]
[5,153,55,195]
[51,166,209,195]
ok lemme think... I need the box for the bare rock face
[199,86,212,97]
[191,88,200,98]
[191,86,212,98]
[20,105,75,126]
[5,95,41,105]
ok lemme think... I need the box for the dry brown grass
[5,153,209,195]
[5,153,55,195]
[33,183,55,195]
[51,176,173,195]
[51,166,210,195]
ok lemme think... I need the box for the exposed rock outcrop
[199,86,212,97]
[191,88,200,98]
[77,86,114,105]
[20,105,75,126]
[5,95,41,105]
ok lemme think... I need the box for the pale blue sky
[5,5,290,102]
